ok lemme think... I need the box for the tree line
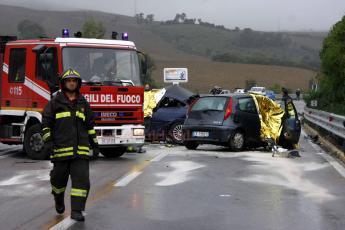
[135,12,243,32]
[305,16,345,115]
[135,13,154,24]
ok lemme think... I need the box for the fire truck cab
[0,34,147,159]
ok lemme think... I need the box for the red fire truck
[0,32,147,159]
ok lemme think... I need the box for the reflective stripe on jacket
[42,92,98,161]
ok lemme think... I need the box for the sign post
[311,100,318,108]
[164,68,188,85]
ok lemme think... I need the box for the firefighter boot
[54,195,65,214]
[71,210,85,222]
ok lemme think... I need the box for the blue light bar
[122,32,129,41]
[62,29,70,38]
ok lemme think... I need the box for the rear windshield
[251,87,265,92]
[192,97,228,111]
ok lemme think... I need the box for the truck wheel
[229,131,245,151]
[101,147,127,158]
[167,122,184,145]
[24,124,48,160]
[184,141,199,150]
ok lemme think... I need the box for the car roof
[164,85,195,102]
[199,93,252,98]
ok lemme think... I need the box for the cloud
[0,0,344,31]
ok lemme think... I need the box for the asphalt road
[0,134,344,230]
[0,101,344,230]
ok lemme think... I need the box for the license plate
[100,137,116,144]
[192,131,209,137]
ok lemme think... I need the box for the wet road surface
[0,133,344,230]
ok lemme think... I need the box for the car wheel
[24,124,48,160]
[230,131,245,151]
[101,147,127,158]
[184,141,199,150]
[167,122,184,145]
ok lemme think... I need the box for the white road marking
[49,213,88,230]
[0,153,16,160]
[219,194,232,197]
[0,169,50,186]
[49,150,159,229]
[150,152,168,162]
[114,171,142,187]
[238,152,335,202]
[314,152,345,178]
[49,217,75,230]
[302,130,345,178]
[155,161,205,186]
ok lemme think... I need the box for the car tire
[24,124,48,160]
[229,131,245,151]
[101,147,127,158]
[167,122,184,145]
[184,142,199,150]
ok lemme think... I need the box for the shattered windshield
[62,47,141,86]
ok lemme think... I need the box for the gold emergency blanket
[144,89,165,118]
[250,94,285,142]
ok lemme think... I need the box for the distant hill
[0,4,321,92]
[149,24,325,70]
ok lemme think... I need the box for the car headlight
[133,128,145,136]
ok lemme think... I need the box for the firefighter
[42,68,99,221]
[281,87,291,102]
[281,87,294,114]
[296,88,301,101]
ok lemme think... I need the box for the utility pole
[134,0,137,16]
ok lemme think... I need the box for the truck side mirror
[40,52,59,94]
[137,51,148,76]
[141,58,148,76]
[39,53,54,71]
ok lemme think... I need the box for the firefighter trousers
[50,158,90,211]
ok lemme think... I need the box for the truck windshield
[62,47,142,86]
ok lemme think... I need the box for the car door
[31,46,59,110]
[4,47,30,109]
[281,99,301,144]
[235,97,261,143]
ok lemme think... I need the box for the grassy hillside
[153,60,316,93]
[0,4,319,92]
[149,24,325,70]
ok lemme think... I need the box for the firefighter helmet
[60,68,82,92]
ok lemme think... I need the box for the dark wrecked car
[182,93,301,151]
[145,85,198,144]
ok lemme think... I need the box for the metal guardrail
[275,94,303,101]
[304,107,345,140]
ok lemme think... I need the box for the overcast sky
[1,0,344,31]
